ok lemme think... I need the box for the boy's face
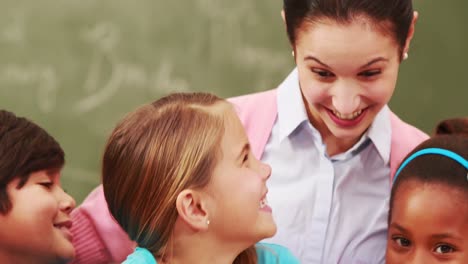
[386,181,468,263]
[0,169,76,263]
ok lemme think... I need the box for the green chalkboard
[1,0,467,203]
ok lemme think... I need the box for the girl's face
[204,107,276,246]
[386,181,468,263]
[294,16,412,145]
[0,169,76,263]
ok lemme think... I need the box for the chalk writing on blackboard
[0,64,59,114]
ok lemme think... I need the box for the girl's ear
[175,190,210,231]
[403,11,419,56]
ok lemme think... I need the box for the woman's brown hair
[283,0,414,60]
[102,92,257,263]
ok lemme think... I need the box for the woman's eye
[359,70,381,77]
[394,237,411,247]
[311,68,335,78]
[435,244,455,254]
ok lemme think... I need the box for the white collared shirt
[261,69,391,264]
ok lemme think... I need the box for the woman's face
[293,16,408,145]
[386,181,468,263]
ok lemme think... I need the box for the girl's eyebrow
[431,233,463,241]
[389,222,410,233]
[391,224,465,241]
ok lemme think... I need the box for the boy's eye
[358,69,381,77]
[311,68,335,78]
[393,237,411,247]
[434,244,455,254]
[39,182,54,189]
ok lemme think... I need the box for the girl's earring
[403,52,409,60]
[291,50,295,57]
[206,219,210,226]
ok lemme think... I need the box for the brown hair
[102,93,257,263]
[283,0,414,60]
[434,117,468,136]
[0,110,65,214]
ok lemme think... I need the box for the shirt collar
[366,105,392,164]
[277,68,309,141]
[330,108,391,164]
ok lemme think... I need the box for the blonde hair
[103,92,257,264]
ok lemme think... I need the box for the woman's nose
[331,82,361,115]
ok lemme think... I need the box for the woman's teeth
[260,197,268,209]
[332,109,363,120]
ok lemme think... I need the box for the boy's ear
[176,190,210,231]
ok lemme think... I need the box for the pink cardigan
[70,89,428,263]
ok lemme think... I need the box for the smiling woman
[294,15,410,155]
[246,1,427,262]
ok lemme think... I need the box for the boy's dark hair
[389,134,468,221]
[0,110,65,214]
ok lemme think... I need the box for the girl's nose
[260,162,272,181]
[409,248,432,264]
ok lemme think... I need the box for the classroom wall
[1,0,467,203]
